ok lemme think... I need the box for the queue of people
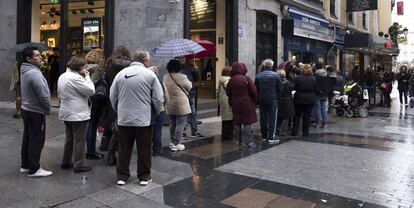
[13,45,413,187]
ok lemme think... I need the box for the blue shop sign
[288,9,334,43]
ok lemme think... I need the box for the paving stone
[108,194,172,208]
[218,141,414,207]
[86,187,137,206]
[54,197,106,208]
[222,188,278,208]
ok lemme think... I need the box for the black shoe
[152,152,162,157]
[61,163,73,169]
[86,153,104,160]
[73,166,92,173]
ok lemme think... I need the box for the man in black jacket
[313,62,331,128]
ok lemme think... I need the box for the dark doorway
[256,11,277,70]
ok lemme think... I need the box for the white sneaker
[268,139,280,144]
[117,180,126,186]
[139,178,152,186]
[28,168,53,177]
[175,144,185,151]
[20,168,29,173]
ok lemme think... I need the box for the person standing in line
[110,50,164,186]
[163,60,192,151]
[47,48,60,95]
[58,56,95,173]
[85,49,106,160]
[177,56,204,139]
[130,51,165,157]
[101,46,132,166]
[292,64,318,137]
[217,66,233,141]
[276,70,295,137]
[19,46,52,177]
[395,65,410,107]
[226,62,258,148]
[10,55,24,118]
[255,59,282,144]
[351,66,360,84]
[313,62,331,128]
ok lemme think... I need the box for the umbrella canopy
[15,42,49,52]
[185,40,215,59]
[153,39,205,57]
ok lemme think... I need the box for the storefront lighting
[88,9,94,14]
[72,10,77,15]
[40,21,47,28]
[80,9,86,14]
[41,11,45,15]
[50,20,56,26]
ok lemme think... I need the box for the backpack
[93,78,108,103]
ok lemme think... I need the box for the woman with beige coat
[163,60,192,152]
[217,67,233,140]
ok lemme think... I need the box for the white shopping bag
[363,89,369,100]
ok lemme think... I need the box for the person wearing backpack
[85,49,106,160]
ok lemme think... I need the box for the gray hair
[262,59,274,69]
[133,50,150,64]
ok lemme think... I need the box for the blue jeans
[313,97,328,125]
[259,102,278,140]
[187,97,197,134]
[152,112,164,154]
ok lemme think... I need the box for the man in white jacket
[110,50,164,186]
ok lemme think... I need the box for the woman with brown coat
[226,62,258,148]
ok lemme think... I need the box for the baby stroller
[333,91,369,118]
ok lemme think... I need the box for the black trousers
[117,126,153,181]
[221,120,233,140]
[292,103,314,136]
[21,109,46,174]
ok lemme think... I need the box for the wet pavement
[0,92,413,208]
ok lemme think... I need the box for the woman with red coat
[226,62,258,148]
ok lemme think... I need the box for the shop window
[330,0,340,19]
[362,12,368,30]
[348,12,355,26]
[256,11,277,70]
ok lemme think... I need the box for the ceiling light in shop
[50,20,56,26]
[80,9,86,14]
[72,10,77,14]
[88,9,94,14]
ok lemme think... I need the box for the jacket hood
[315,69,327,77]
[230,62,247,76]
[21,62,40,74]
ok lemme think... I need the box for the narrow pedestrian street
[0,91,413,208]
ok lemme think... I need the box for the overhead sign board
[190,0,216,29]
[289,9,334,43]
[347,0,378,12]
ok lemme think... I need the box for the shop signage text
[190,0,216,29]
[347,0,378,12]
[289,10,334,43]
